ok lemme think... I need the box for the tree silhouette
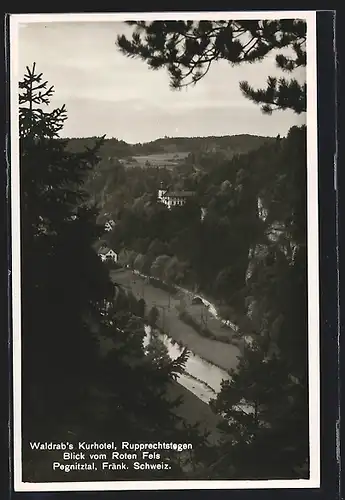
[209,341,308,479]
[20,64,209,481]
[117,19,306,114]
[20,64,113,440]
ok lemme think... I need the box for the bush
[148,276,177,295]
[178,311,216,340]
[136,298,146,318]
[147,306,159,327]
[104,258,121,270]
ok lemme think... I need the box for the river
[110,268,252,412]
[144,325,231,404]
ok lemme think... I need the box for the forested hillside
[65,134,275,161]
[82,121,308,479]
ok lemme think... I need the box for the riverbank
[111,268,241,373]
[145,326,231,402]
[132,268,239,340]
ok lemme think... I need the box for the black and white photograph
[10,11,320,491]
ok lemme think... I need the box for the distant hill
[65,134,276,166]
[66,136,133,158]
[134,134,276,156]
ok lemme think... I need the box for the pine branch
[239,78,306,114]
[116,20,306,114]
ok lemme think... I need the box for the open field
[134,152,190,162]
[120,152,190,169]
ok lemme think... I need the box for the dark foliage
[19,64,209,481]
[117,20,306,113]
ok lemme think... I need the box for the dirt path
[111,269,241,373]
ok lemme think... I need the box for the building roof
[163,191,195,198]
[98,247,117,255]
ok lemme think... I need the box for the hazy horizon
[65,131,282,145]
[18,20,306,143]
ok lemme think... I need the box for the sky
[17,20,306,144]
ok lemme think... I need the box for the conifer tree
[116,19,306,114]
[209,342,308,479]
[20,65,209,480]
[20,63,113,439]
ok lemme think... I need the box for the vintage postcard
[9,11,320,492]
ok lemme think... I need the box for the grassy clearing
[133,152,190,162]
[128,152,190,168]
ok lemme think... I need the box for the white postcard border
[10,10,319,492]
